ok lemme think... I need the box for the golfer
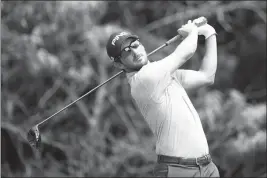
[106,19,220,177]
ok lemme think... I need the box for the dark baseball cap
[106,31,139,60]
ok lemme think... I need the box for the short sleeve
[173,69,186,85]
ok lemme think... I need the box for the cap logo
[111,32,129,46]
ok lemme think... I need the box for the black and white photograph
[1,1,266,177]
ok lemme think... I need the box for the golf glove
[195,23,217,39]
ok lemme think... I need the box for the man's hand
[177,20,198,38]
[195,23,217,39]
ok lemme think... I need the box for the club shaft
[37,70,124,127]
[147,35,181,56]
[36,34,182,127]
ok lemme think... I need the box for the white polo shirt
[126,61,209,158]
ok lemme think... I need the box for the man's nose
[131,47,139,54]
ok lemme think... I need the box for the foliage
[1,1,266,177]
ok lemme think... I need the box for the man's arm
[138,21,199,100]
[157,20,199,75]
[175,25,217,91]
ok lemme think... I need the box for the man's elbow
[206,79,214,86]
[198,71,215,86]
[205,76,215,86]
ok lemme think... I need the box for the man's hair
[106,31,138,61]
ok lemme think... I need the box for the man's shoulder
[126,65,151,88]
[138,63,157,81]
[128,63,151,78]
[127,62,163,86]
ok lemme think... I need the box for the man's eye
[124,47,131,52]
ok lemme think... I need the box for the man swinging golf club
[27,18,206,149]
[106,17,220,177]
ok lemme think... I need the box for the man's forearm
[199,34,217,82]
[174,29,198,60]
[159,23,199,75]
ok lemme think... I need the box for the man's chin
[139,58,148,65]
[132,63,145,71]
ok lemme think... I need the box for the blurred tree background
[1,1,266,177]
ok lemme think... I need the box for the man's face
[118,38,148,71]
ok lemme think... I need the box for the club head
[27,126,41,149]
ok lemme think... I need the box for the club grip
[194,17,208,27]
[165,17,208,46]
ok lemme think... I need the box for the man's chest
[131,79,190,115]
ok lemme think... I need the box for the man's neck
[124,68,140,73]
[124,61,150,73]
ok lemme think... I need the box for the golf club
[27,17,207,149]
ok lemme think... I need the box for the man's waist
[157,154,212,166]
[155,133,209,158]
[156,149,209,160]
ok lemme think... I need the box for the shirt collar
[126,71,136,80]
[125,62,150,80]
